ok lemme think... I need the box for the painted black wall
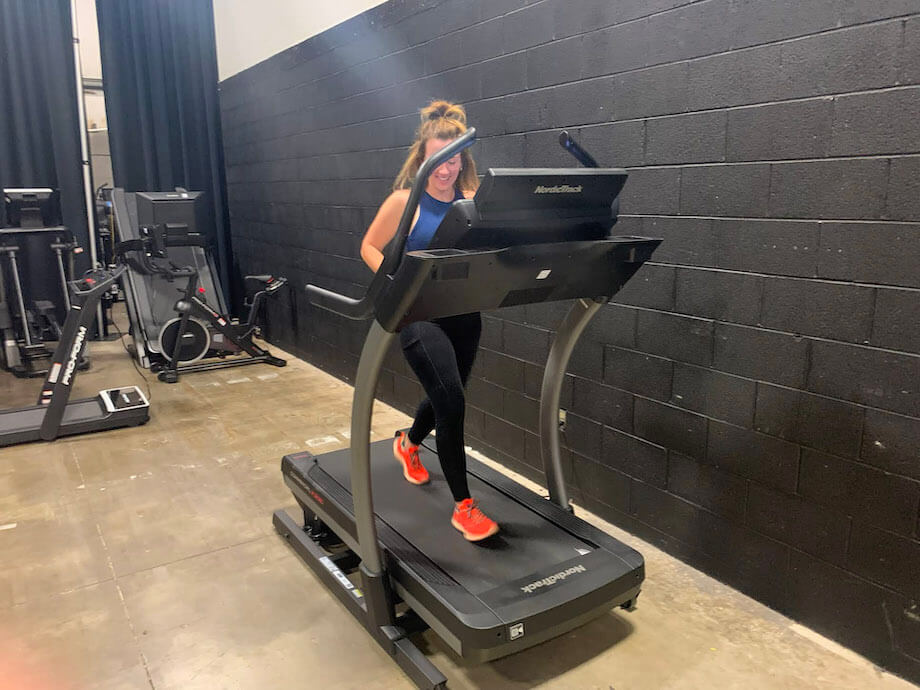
[219,0,920,679]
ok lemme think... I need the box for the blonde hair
[392,100,479,193]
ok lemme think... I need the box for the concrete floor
[1,331,918,690]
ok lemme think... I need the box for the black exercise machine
[0,228,88,376]
[117,221,287,383]
[155,269,287,384]
[273,130,661,688]
[0,264,149,448]
[1,188,86,377]
[111,189,287,383]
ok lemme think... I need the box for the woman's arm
[360,190,410,273]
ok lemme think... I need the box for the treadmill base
[0,389,150,448]
[273,508,447,690]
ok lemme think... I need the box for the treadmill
[273,130,661,689]
[0,265,149,447]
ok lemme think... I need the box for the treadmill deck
[281,438,643,660]
[0,395,149,447]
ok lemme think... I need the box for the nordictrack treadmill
[0,265,149,447]
[273,130,661,688]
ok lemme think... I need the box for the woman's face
[424,137,462,196]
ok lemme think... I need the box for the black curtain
[0,0,90,264]
[96,0,233,304]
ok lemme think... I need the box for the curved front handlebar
[558,130,599,168]
[380,127,477,275]
[305,127,477,320]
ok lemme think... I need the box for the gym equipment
[154,270,287,383]
[1,189,86,377]
[0,227,83,377]
[3,188,60,229]
[111,188,224,370]
[0,264,149,448]
[117,221,287,383]
[273,129,661,688]
[0,238,45,374]
[110,188,286,382]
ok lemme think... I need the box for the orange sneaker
[451,498,499,541]
[393,431,429,485]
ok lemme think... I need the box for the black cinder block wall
[219,0,920,679]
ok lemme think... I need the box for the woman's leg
[399,323,435,445]
[400,320,471,502]
[404,313,481,444]
[440,312,482,386]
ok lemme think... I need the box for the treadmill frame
[0,265,150,447]
[275,132,658,689]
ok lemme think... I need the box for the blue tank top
[405,189,465,252]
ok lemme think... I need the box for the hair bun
[420,100,467,125]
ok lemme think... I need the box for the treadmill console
[100,387,149,411]
[426,168,627,250]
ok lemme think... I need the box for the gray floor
[1,332,917,690]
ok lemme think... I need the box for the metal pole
[54,247,72,310]
[539,297,607,509]
[7,249,33,347]
[69,0,103,334]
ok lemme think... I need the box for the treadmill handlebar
[69,265,126,296]
[558,131,618,217]
[115,237,197,280]
[558,131,599,169]
[381,128,476,275]
[305,128,477,320]
[305,282,369,318]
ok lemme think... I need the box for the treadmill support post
[38,266,128,440]
[539,296,607,509]
[362,565,398,647]
[351,319,395,574]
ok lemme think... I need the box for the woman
[360,100,498,542]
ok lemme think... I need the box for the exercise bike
[117,223,287,384]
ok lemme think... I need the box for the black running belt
[316,441,595,596]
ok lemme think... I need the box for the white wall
[213,0,387,81]
[74,0,102,79]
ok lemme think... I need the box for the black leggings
[400,312,481,502]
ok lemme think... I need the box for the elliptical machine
[117,222,287,383]
[1,189,87,377]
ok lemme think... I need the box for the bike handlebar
[115,237,197,279]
